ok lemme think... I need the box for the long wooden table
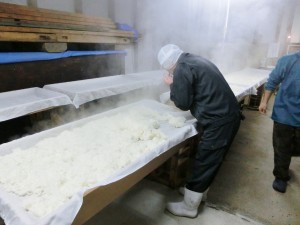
[72,137,195,225]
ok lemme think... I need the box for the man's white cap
[157,44,183,70]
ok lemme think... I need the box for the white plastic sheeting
[0,99,197,225]
[0,88,72,122]
[44,70,165,108]
[224,67,270,101]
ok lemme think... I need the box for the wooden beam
[0,26,134,38]
[0,32,56,42]
[0,31,131,44]
[0,18,113,32]
[0,12,116,28]
[56,34,131,44]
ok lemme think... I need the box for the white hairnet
[157,44,183,70]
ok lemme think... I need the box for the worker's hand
[164,73,173,85]
[258,102,267,114]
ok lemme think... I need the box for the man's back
[172,53,240,127]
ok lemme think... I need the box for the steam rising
[29,84,168,132]
[134,0,288,73]
[3,0,297,140]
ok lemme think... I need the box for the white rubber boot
[167,188,203,218]
[179,187,209,202]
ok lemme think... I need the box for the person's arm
[170,63,194,111]
[258,57,286,114]
[258,90,272,114]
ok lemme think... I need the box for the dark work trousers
[273,121,300,181]
[186,116,241,193]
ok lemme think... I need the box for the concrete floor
[84,179,263,225]
[84,98,300,225]
[208,106,300,225]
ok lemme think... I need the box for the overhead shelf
[0,2,135,44]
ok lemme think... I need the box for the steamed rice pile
[0,106,186,217]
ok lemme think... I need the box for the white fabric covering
[0,88,72,122]
[0,68,268,121]
[224,68,270,101]
[159,67,270,103]
[44,70,165,108]
[0,67,270,224]
[0,99,197,225]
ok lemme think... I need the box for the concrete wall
[111,0,136,74]
[133,0,288,73]
[82,0,109,17]
[0,0,26,5]
[0,0,110,17]
[37,0,74,12]
[291,2,300,43]
[110,0,135,25]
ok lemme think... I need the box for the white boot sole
[166,202,198,218]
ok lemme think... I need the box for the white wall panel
[38,0,74,12]
[0,0,26,5]
[82,0,109,17]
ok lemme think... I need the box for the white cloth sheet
[224,68,270,101]
[159,67,270,103]
[0,88,72,122]
[0,67,270,224]
[0,68,269,121]
[0,99,197,225]
[44,70,165,108]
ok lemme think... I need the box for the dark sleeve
[170,63,194,111]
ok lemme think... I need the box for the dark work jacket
[170,53,240,128]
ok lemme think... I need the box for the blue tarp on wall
[0,50,127,64]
